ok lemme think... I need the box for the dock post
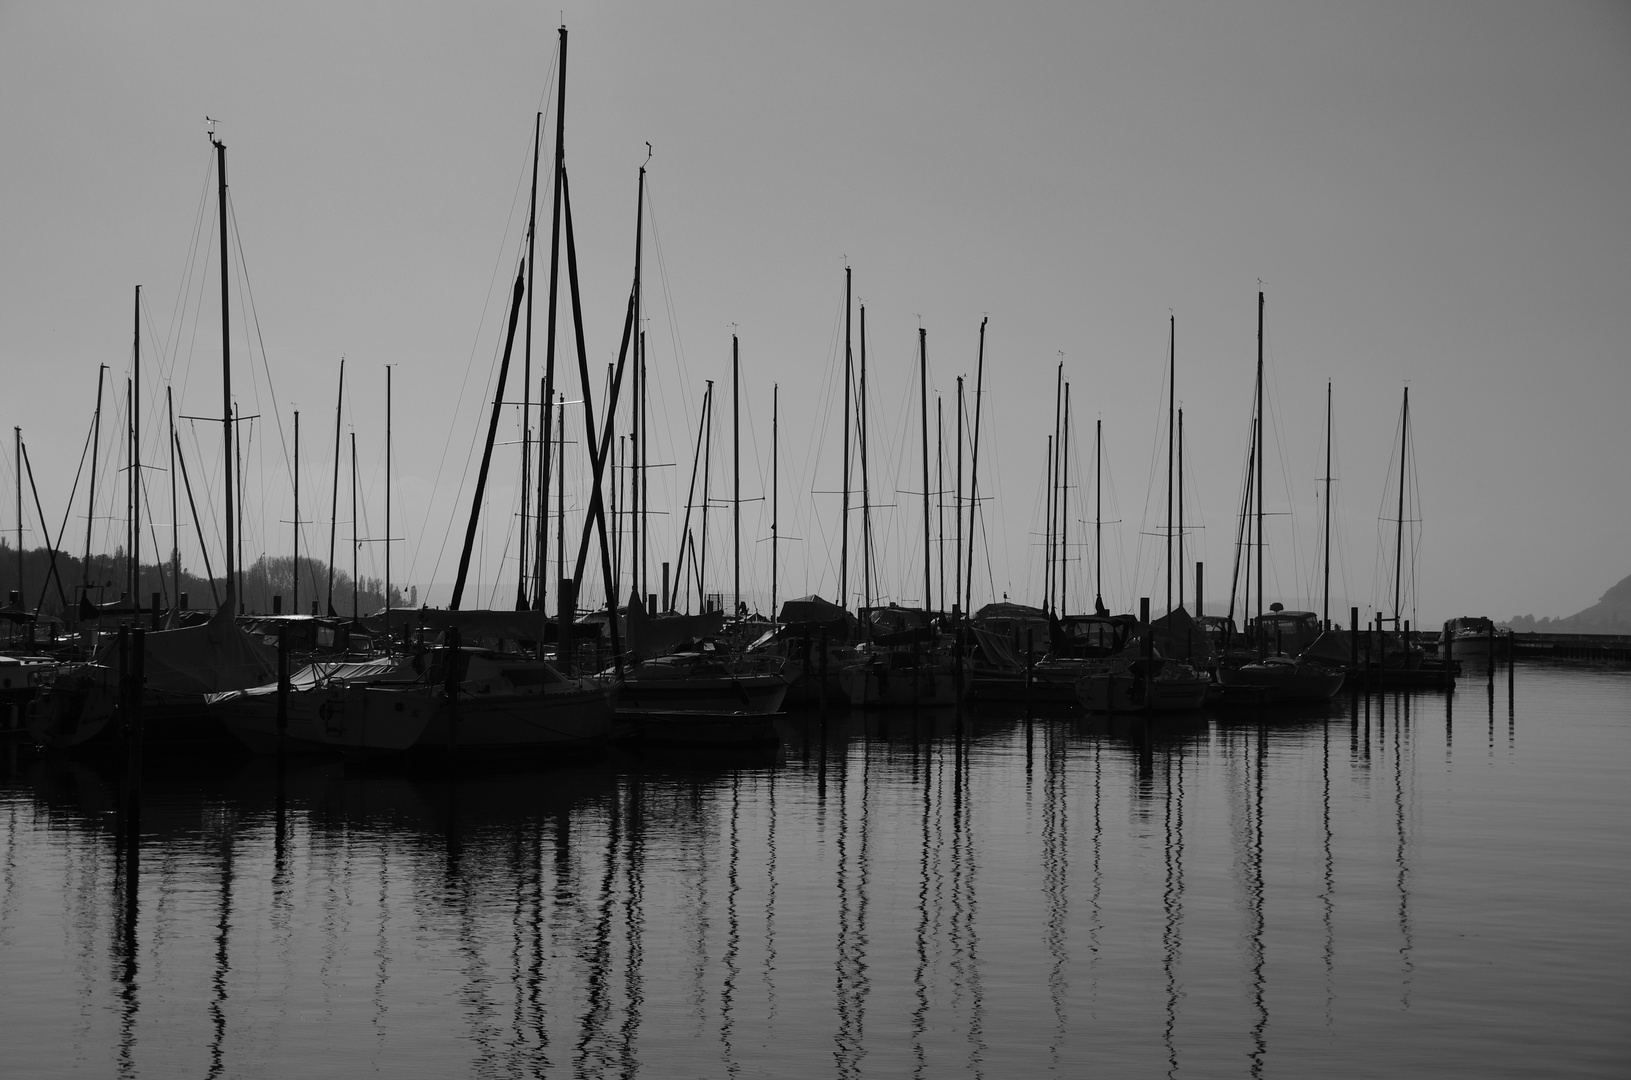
[558,577,576,676]
[1350,606,1361,687]
[1025,629,1034,709]
[1487,621,1496,687]
[1442,620,1453,691]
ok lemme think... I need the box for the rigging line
[162,148,218,415]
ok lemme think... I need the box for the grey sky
[2,1,1627,624]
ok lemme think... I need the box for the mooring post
[1350,606,1361,687]
[1487,621,1496,687]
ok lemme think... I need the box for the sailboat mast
[169,386,178,613]
[1394,386,1409,623]
[385,365,392,626]
[327,359,344,616]
[350,431,358,619]
[538,25,568,617]
[293,408,300,615]
[82,366,105,600]
[1095,418,1103,611]
[1178,406,1185,612]
[213,135,235,610]
[955,376,964,615]
[859,304,872,612]
[1323,380,1332,630]
[733,334,740,620]
[1044,435,1053,607]
[840,267,851,612]
[13,427,20,604]
[771,383,779,626]
[451,267,526,610]
[919,327,930,612]
[937,395,945,613]
[964,318,987,615]
[701,379,713,611]
[1062,382,1071,614]
[632,161,645,605]
[518,112,540,611]
[1166,314,1175,618]
[131,285,140,605]
[1255,290,1265,652]
[1048,360,1062,611]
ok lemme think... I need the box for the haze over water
[2,663,1627,1077]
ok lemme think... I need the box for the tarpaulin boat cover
[777,595,850,628]
[1150,606,1217,667]
[92,599,277,696]
[624,600,724,659]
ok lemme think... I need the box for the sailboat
[29,132,283,750]
[1216,293,1345,704]
[838,326,969,708]
[1078,317,1210,713]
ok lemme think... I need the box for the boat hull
[617,673,788,715]
[215,684,431,755]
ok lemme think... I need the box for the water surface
[2,663,1627,1077]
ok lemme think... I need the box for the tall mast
[936,396,945,613]
[451,267,526,610]
[700,379,713,611]
[555,394,565,612]
[919,327,930,612]
[212,133,235,611]
[538,25,568,617]
[1393,386,1409,624]
[350,431,358,619]
[1095,418,1103,612]
[82,365,106,599]
[131,285,141,604]
[13,427,20,604]
[1323,380,1332,630]
[517,111,540,611]
[1062,382,1071,615]
[293,408,300,615]
[327,359,344,616]
[234,404,243,609]
[1049,359,1063,611]
[733,334,740,620]
[840,267,851,611]
[385,365,392,624]
[169,385,179,615]
[1166,314,1175,618]
[1178,406,1186,612]
[1255,290,1265,653]
[771,384,779,626]
[632,155,645,604]
[859,304,872,612]
[964,318,987,615]
[955,376,963,615]
[1044,436,1053,609]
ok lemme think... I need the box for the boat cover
[92,600,277,696]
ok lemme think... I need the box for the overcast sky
[3,1,1628,624]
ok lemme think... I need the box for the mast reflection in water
[1,664,1628,1077]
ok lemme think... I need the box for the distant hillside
[1507,572,1631,633]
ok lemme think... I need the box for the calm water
[2,664,1627,1078]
